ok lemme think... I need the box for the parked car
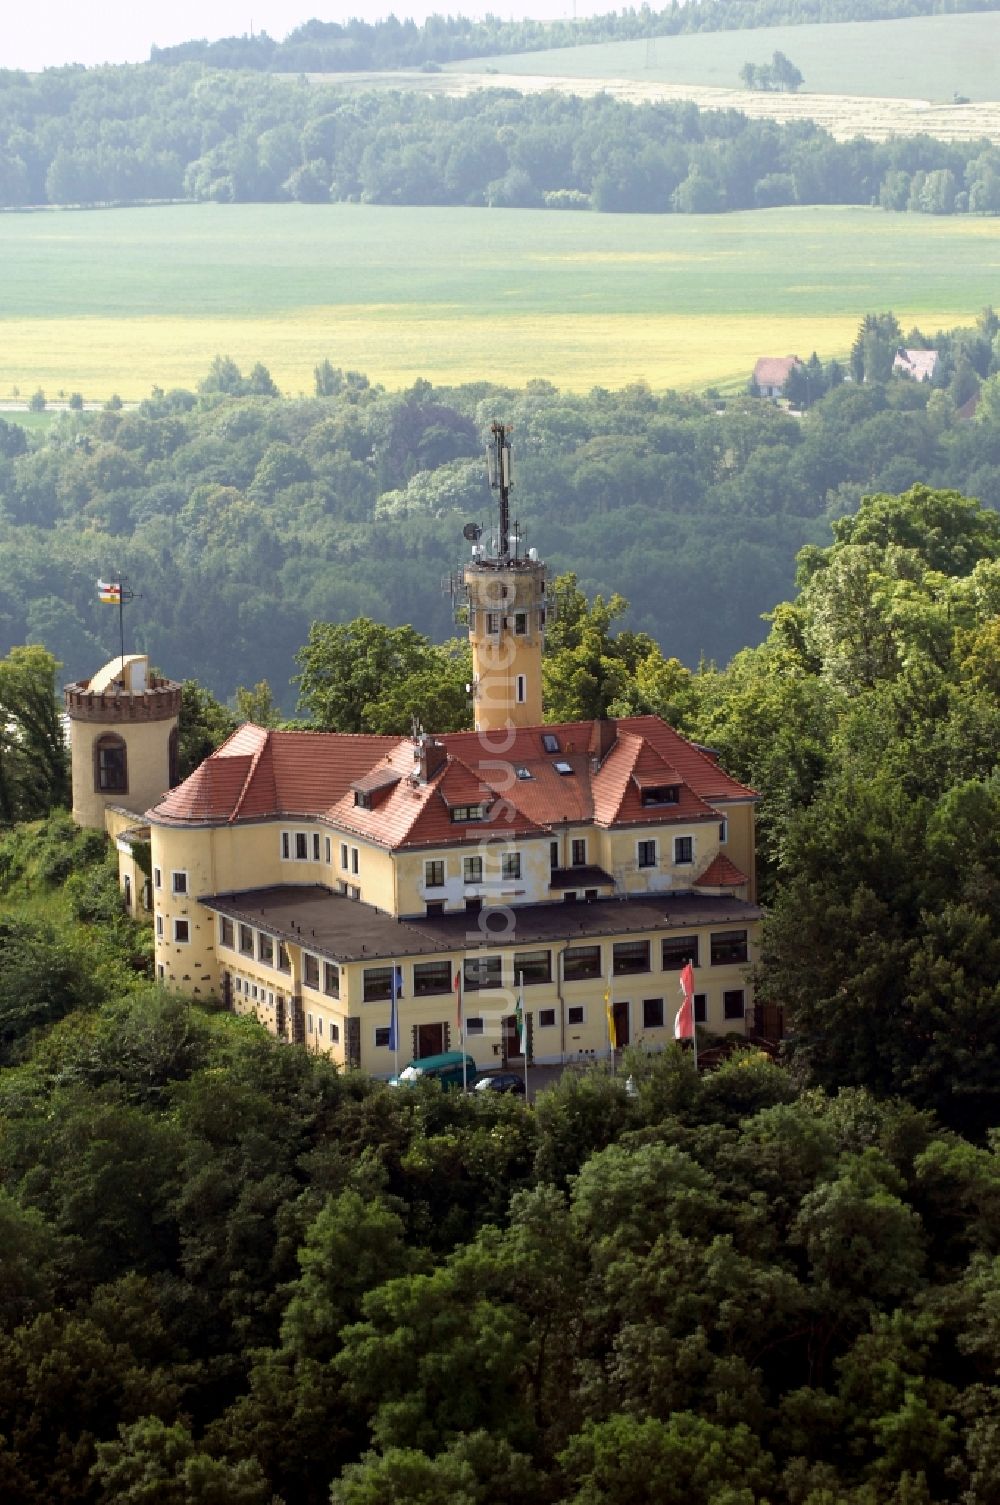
[473,1071,526,1095]
[390,1051,478,1090]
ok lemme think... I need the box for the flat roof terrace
[200,885,761,965]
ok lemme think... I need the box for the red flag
[454,968,463,1042]
[674,961,695,1040]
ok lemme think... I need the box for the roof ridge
[230,729,271,823]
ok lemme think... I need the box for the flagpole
[606,968,616,1076]
[392,967,400,1082]
[519,971,528,1099]
[118,575,125,669]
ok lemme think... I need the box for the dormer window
[354,791,371,810]
[450,803,488,823]
[641,785,679,806]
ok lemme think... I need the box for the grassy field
[449,12,1000,103]
[0,202,996,399]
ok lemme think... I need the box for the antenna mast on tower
[487,419,513,561]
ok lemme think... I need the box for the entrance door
[503,1014,523,1061]
[612,999,630,1049]
[417,1022,445,1058]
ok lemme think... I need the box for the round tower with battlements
[64,654,182,829]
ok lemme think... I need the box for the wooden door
[503,1014,523,1061]
[416,1021,445,1058]
[613,999,630,1049]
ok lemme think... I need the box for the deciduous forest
[3,63,1000,213]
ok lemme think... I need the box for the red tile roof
[753,355,801,389]
[149,715,756,848]
[694,854,748,888]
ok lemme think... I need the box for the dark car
[473,1071,526,1095]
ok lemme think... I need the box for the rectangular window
[514,611,527,635]
[613,939,650,975]
[538,1007,556,1028]
[349,885,360,902]
[694,993,707,1024]
[258,932,274,966]
[303,954,320,990]
[450,804,487,823]
[425,859,445,888]
[550,841,559,871]
[719,819,728,845]
[153,867,162,889]
[155,914,163,938]
[464,855,483,884]
[312,833,321,861]
[464,955,502,990]
[567,1005,584,1025]
[466,1017,484,1036]
[171,870,187,895]
[641,785,679,806]
[295,832,308,861]
[501,851,521,881]
[341,843,348,870]
[281,832,290,860]
[307,1012,314,1035]
[323,962,339,998]
[425,901,445,916]
[364,967,393,1002]
[724,989,746,1020]
[563,944,602,981]
[662,935,700,970]
[643,998,664,1029]
[330,1022,340,1044]
[174,919,190,944]
[351,848,359,875]
[219,916,234,948]
[325,836,332,863]
[513,949,551,986]
[374,1026,391,1048]
[413,960,452,996]
[239,924,254,957]
[637,839,657,869]
[515,674,526,704]
[317,1015,324,1037]
[711,930,748,966]
[157,963,164,980]
[277,943,291,973]
[571,838,587,866]
[674,836,693,865]
[486,610,500,635]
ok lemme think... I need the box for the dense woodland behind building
[2,312,1000,700]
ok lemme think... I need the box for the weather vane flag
[96,573,137,668]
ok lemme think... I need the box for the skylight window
[515,765,533,780]
[554,761,574,777]
[541,734,560,754]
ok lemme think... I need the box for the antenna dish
[462,522,482,543]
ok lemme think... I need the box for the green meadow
[451,11,1000,102]
[0,202,996,398]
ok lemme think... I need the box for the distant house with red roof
[752,355,803,398]
[75,425,764,1076]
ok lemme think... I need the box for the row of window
[365,990,746,1049]
[361,932,749,1001]
[217,919,747,1002]
[279,829,361,875]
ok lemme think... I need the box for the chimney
[589,715,617,766]
[416,733,448,784]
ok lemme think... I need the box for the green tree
[295,617,469,734]
[0,644,70,821]
[91,1417,273,1505]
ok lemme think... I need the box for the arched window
[94,733,128,794]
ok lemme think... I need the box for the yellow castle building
[69,422,761,1073]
